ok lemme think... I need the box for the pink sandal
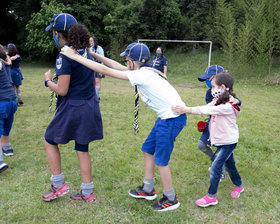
[196,195,218,207]
[231,186,244,198]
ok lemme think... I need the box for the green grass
[1,50,280,223]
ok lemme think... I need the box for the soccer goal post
[137,39,212,68]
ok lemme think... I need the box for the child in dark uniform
[0,46,18,172]
[7,44,24,105]
[42,14,103,202]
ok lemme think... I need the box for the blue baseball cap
[120,42,150,63]
[198,65,224,81]
[45,13,77,32]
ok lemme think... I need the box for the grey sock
[2,143,12,150]
[81,182,94,197]
[50,173,64,188]
[16,90,21,100]
[95,88,101,98]
[143,177,154,193]
[163,189,176,201]
[0,150,3,162]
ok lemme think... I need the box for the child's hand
[229,95,239,105]
[172,105,188,114]
[60,46,77,59]
[44,69,52,80]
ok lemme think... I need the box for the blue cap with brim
[120,42,150,63]
[45,13,77,32]
[198,65,224,81]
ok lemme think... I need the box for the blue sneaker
[0,162,8,173]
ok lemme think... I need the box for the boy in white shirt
[61,42,186,212]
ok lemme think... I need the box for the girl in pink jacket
[173,71,243,207]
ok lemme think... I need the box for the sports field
[1,50,280,223]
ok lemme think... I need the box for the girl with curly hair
[42,14,103,203]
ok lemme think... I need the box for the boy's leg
[1,135,13,156]
[2,99,17,156]
[0,138,8,173]
[157,165,175,200]
[128,123,158,200]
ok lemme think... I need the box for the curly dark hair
[214,71,236,106]
[7,44,19,57]
[68,24,90,50]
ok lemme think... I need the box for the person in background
[151,46,167,77]
[89,36,105,99]
[7,44,24,105]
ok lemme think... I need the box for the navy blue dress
[44,48,103,145]
[11,56,23,86]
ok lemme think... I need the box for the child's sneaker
[0,162,8,173]
[196,195,218,207]
[70,191,97,202]
[2,148,13,157]
[151,194,180,212]
[128,184,157,200]
[231,186,244,198]
[220,172,226,182]
[42,182,70,201]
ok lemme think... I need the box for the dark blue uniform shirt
[55,48,95,100]
[151,56,167,73]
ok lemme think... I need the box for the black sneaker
[128,184,157,201]
[0,162,8,173]
[151,194,180,212]
[2,148,13,157]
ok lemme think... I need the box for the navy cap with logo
[120,42,150,63]
[45,13,77,32]
[198,65,224,81]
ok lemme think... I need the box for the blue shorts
[199,120,211,145]
[0,98,18,137]
[141,114,187,166]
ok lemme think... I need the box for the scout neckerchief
[133,64,167,134]
[48,48,88,111]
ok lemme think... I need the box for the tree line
[1,0,280,71]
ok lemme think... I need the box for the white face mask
[211,88,224,99]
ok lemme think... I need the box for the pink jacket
[191,102,241,146]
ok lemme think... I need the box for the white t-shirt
[125,67,186,119]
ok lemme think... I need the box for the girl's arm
[44,70,71,96]
[61,47,129,80]
[173,103,234,116]
[88,49,127,71]
[10,54,20,61]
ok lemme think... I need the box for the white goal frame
[137,39,212,67]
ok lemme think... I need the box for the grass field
[1,50,280,223]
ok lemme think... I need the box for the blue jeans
[208,143,243,197]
